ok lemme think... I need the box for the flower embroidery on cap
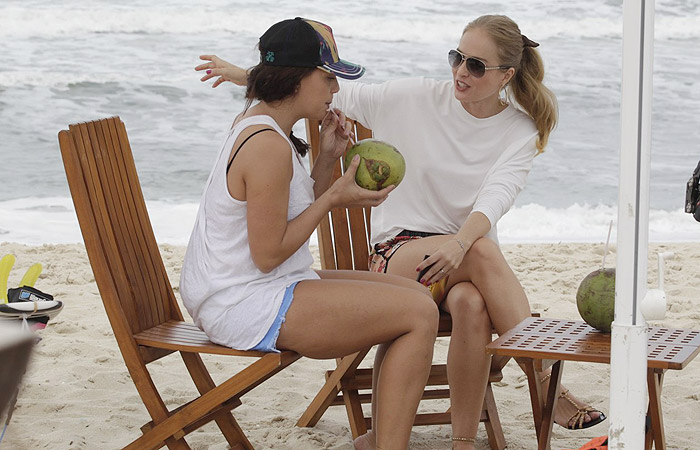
[265,51,275,62]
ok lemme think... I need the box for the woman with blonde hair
[197,14,604,448]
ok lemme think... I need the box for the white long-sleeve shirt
[332,77,538,245]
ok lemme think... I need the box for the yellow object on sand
[19,263,43,288]
[0,254,16,303]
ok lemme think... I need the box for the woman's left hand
[416,239,468,286]
[195,55,247,87]
[319,108,354,160]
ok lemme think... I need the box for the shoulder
[231,124,291,167]
[384,77,448,95]
[502,106,538,137]
[338,77,444,96]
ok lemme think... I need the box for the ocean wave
[0,72,133,89]
[1,4,699,41]
[0,197,697,246]
[498,203,699,243]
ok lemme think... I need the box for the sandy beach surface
[1,241,699,449]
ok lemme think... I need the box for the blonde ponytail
[465,15,558,153]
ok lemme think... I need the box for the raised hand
[195,55,247,87]
[328,155,394,209]
[319,108,355,160]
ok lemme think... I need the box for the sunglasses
[448,49,509,78]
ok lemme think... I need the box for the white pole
[608,0,655,448]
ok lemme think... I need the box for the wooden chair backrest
[306,119,374,271]
[58,117,183,344]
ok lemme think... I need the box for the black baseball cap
[258,17,365,80]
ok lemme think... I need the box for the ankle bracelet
[452,437,476,442]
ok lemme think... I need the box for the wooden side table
[486,317,700,450]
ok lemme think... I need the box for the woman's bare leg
[314,270,428,448]
[359,281,492,448]
[442,282,492,449]
[385,236,602,428]
[277,272,438,450]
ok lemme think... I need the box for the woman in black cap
[181,18,438,450]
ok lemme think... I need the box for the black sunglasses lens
[466,58,486,77]
[448,50,461,68]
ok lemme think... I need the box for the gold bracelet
[452,437,476,442]
[452,238,466,253]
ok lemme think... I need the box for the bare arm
[455,212,492,253]
[242,136,392,273]
[310,108,355,198]
[195,55,248,87]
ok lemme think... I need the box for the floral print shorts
[369,230,449,303]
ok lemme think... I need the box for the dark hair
[245,63,315,157]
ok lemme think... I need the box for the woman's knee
[405,292,440,337]
[464,237,509,275]
[446,283,490,324]
[468,237,501,262]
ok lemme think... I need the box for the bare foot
[452,441,476,450]
[354,431,375,450]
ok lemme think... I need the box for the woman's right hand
[195,55,248,87]
[328,155,395,208]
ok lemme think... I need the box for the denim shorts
[250,281,298,353]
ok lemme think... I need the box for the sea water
[1,0,699,244]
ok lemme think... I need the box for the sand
[1,241,699,449]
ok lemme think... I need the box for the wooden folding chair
[58,117,301,450]
[296,119,511,450]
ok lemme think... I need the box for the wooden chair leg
[180,352,254,450]
[124,358,191,450]
[646,369,666,450]
[341,380,368,438]
[483,383,507,450]
[125,353,289,450]
[297,350,369,428]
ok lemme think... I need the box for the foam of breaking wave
[1,3,698,41]
[0,197,696,246]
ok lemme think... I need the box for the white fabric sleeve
[472,134,538,228]
[333,81,386,130]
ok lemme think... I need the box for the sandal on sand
[559,388,607,430]
[540,373,607,430]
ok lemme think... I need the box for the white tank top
[180,115,320,350]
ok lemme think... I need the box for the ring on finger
[439,268,446,274]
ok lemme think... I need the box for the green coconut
[344,139,406,191]
[576,268,616,333]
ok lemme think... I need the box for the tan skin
[229,68,439,450]
[198,32,600,446]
